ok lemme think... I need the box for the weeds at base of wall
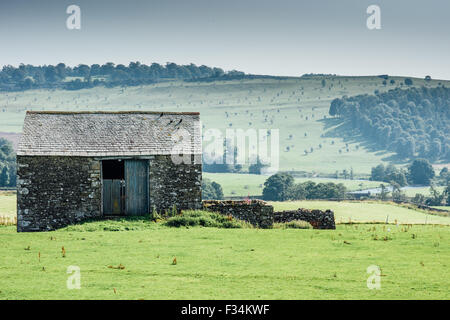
[273,220,313,229]
[164,210,253,229]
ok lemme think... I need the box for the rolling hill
[1,74,449,177]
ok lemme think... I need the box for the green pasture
[270,201,450,225]
[0,219,448,300]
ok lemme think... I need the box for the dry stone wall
[274,209,336,229]
[203,200,336,230]
[203,200,274,228]
[16,156,102,232]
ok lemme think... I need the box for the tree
[408,159,435,185]
[211,181,223,200]
[412,193,425,205]
[8,163,16,187]
[329,98,342,117]
[262,173,294,201]
[0,138,14,159]
[446,185,450,206]
[44,66,59,83]
[202,179,223,200]
[371,164,385,181]
[342,169,348,180]
[379,184,389,201]
[404,78,413,86]
[0,166,9,187]
[391,182,405,202]
[425,185,445,206]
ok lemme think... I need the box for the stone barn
[16,111,202,232]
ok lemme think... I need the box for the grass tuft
[273,220,313,229]
[164,210,251,228]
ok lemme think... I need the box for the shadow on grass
[318,118,407,165]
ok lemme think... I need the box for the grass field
[0,220,449,299]
[0,191,16,219]
[432,206,450,211]
[270,201,450,225]
[2,75,448,175]
[402,186,447,198]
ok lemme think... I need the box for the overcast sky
[1,0,449,79]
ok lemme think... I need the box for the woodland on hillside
[329,86,450,162]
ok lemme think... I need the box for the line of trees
[0,139,16,187]
[262,173,347,201]
[329,87,450,162]
[0,62,246,91]
[371,159,436,186]
[412,185,450,206]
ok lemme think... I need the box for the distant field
[2,76,447,174]
[0,221,449,299]
[432,206,450,211]
[0,191,16,219]
[270,201,450,225]
[204,172,383,197]
[402,186,446,198]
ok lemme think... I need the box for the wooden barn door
[125,160,149,216]
[103,180,124,215]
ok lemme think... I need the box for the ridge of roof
[26,111,200,115]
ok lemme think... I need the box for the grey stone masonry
[17,156,102,232]
[274,209,336,229]
[203,200,274,228]
[149,155,202,213]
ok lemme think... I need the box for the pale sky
[1,0,449,79]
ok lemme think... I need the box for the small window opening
[102,160,124,180]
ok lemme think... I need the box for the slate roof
[18,111,201,156]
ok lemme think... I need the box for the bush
[164,210,249,228]
[202,179,224,200]
[262,173,294,201]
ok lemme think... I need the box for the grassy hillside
[1,75,448,174]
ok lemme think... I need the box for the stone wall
[149,155,202,213]
[17,156,102,232]
[274,209,336,229]
[203,200,274,228]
